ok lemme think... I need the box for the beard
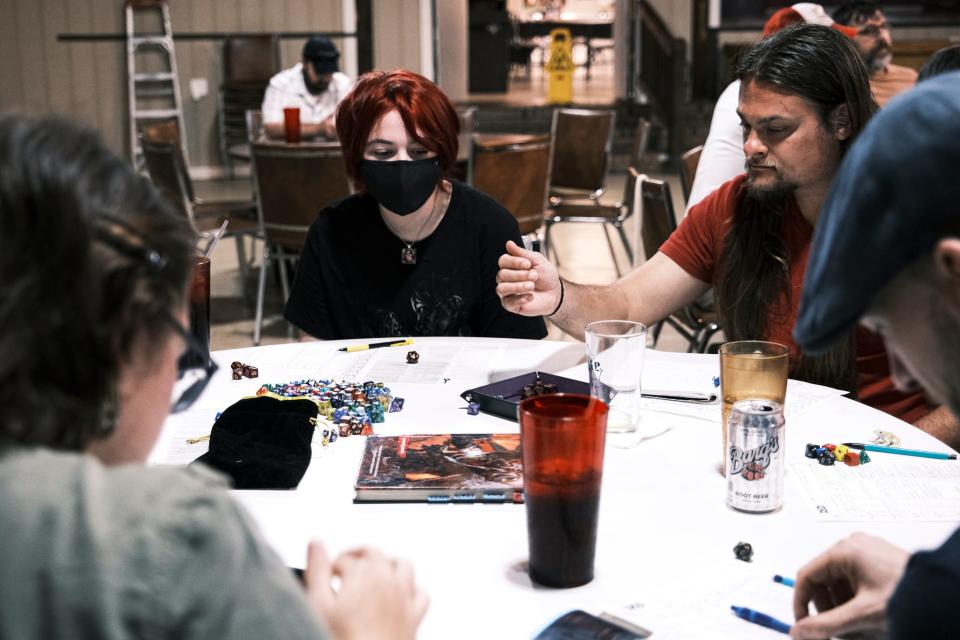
[863,43,893,73]
[302,69,330,95]
[744,161,799,204]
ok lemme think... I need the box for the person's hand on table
[791,533,909,639]
[496,240,561,316]
[319,115,337,140]
[305,542,428,640]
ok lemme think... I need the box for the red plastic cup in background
[283,107,301,143]
[519,393,608,588]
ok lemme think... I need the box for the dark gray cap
[794,71,960,354]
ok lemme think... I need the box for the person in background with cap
[686,3,858,212]
[833,1,916,107]
[262,36,353,140]
[789,72,960,640]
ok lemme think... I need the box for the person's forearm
[548,279,631,340]
[263,122,328,140]
[914,405,960,451]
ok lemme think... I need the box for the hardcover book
[354,434,524,503]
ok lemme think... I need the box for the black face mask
[360,157,442,215]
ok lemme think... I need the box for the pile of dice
[231,361,258,380]
[256,379,404,444]
[520,379,559,398]
[805,443,871,467]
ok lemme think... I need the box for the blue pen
[731,606,792,635]
[773,575,795,587]
[843,442,957,461]
[713,376,721,388]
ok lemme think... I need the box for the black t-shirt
[888,527,960,639]
[284,181,547,340]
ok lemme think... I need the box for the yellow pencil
[338,338,414,353]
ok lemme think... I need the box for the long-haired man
[496,24,956,442]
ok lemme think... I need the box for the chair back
[638,176,678,260]
[141,139,195,222]
[469,134,551,235]
[141,119,195,200]
[223,35,280,85]
[251,143,352,250]
[549,108,616,195]
[679,144,703,203]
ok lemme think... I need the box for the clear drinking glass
[719,341,789,463]
[585,320,647,434]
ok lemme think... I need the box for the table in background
[228,137,341,164]
[154,337,959,639]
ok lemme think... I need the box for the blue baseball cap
[794,71,960,355]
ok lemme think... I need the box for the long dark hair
[832,1,881,26]
[0,116,195,450]
[716,25,877,392]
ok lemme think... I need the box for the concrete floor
[195,170,701,353]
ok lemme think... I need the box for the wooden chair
[250,143,352,345]
[638,176,722,352]
[679,144,703,204]
[140,122,260,288]
[544,167,641,278]
[468,134,551,244]
[548,108,616,206]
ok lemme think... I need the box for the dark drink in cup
[180,256,210,370]
[283,107,301,143]
[519,394,608,588]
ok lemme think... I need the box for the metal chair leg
[542,221,553,261]
[276,249,295,340]
[602,224,622,278]
[253,244,270,346]
[651,320,664,347]
[615,223,633,266]
[235,233,252,306]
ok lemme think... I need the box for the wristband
[546,279,565,317]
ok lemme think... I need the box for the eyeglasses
[166,316,218,413]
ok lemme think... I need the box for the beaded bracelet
[546,279,565,317]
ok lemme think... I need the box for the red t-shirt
[660,174,931,423]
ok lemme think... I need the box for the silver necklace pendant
[401,245,417,265]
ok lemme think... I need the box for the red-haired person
[284,69,547,340]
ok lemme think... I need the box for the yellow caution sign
[546,28,574,104]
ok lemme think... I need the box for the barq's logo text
[729,437,780,475]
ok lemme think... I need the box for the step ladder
[125,0,187,169]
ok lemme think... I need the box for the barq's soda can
[726,399,785,513]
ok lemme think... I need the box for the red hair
[335,69,460,191]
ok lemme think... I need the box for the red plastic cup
[283,107,301,143]
[519,393,608,588]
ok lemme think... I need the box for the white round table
[154,337,959,639]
